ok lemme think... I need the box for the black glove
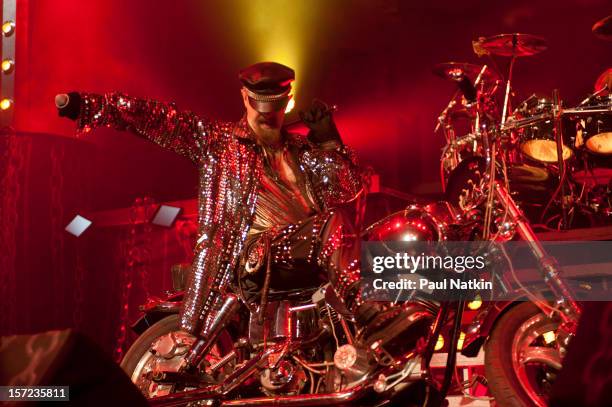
[299,99,341,145]
[57,92,81,120]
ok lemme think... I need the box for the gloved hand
[55,92,81,120]
[299,99,341,145]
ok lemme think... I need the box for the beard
[251,114,283,144]
[253,123,281,143]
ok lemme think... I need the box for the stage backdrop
[1,0,609,356]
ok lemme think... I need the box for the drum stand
[435,90,461,186]
[501,54,515,126]
[553,89,569,229]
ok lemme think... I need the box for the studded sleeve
[301,142,364,209]
[76,92,214,163]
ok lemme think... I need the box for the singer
[55,61,366,340]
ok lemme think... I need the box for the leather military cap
[239,62,294,112]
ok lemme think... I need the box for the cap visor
[248,97,289,113]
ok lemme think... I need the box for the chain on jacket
[76,92,363,335]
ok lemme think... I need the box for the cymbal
[473,33,547,57]
[594,68,612,95]
[593,15,612,41]
[432,62,501,84]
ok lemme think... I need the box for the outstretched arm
[56,92,215,163]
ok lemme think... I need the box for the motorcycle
[119,180,581,407]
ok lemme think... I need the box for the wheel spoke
[521,346,562,371]
[521,315,558,346]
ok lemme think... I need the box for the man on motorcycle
[55,62,365,341]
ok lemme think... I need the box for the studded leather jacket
[76,92,363,335]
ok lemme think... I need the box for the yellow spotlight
[284,95,295,114]
[434,335,444,351]
[467,295,482,310]
[0,98,13,110]
[234,0,321,101]
[1,20,15,36]
[457,332,466,350]
[542,331,556,344]
[1,59,14,74]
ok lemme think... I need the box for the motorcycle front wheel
[485,302,563,407]
[120,314,235,398]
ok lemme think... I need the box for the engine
[260,357,307,396]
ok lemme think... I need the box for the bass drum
[571,150,612,187]
[445,157,557,223]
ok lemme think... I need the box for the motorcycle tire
[485,302,560,407]
[120,314,234,397]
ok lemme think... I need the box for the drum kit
[436,16,612,230]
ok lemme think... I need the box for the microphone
[55,93,70,109]
[456,75,477,104]
[578,84,608,106]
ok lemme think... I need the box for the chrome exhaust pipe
[221,383,371,406]
[149,350,425,406]
[148,376,371,407]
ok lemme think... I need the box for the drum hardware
[434,97,459,133]
[505,91,612,228]
[552,89,568,229]
[435,91,463,188]
[472,33,548,58]
[433,62,495,133]
[503,112,553,131]
[501,56,514,127]
[448,132,480,150]
[563,106,612,114]
[509,95,574,164]
[432,62,501,89]
[473,33,548,125]
[594,70,611,95]
[578,84,609,106]
[564,95,612,155]
[439,31,612,230]
[434,63,496,187]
